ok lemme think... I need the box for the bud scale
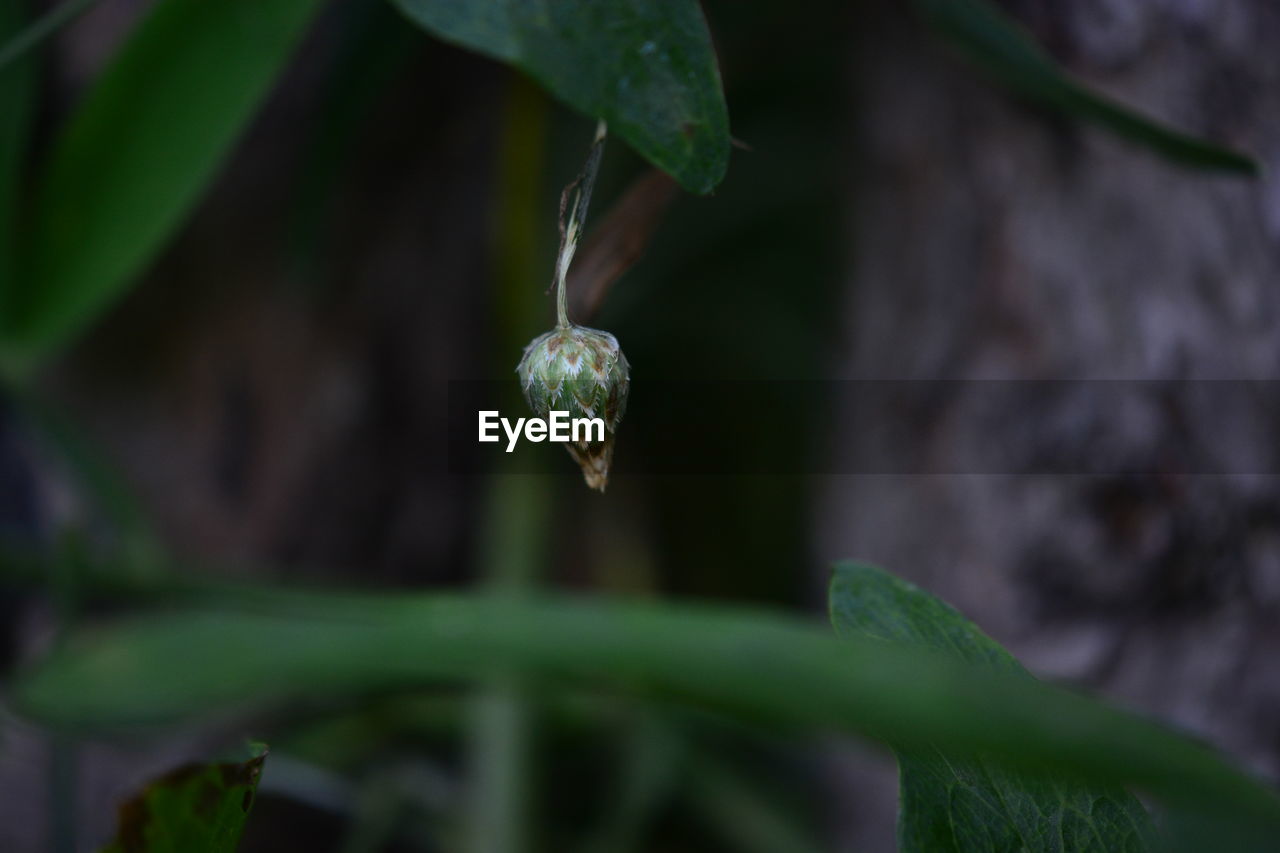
[516,324,630,491]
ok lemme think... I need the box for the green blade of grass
[582,713,684,853]
[12,588,1280,838]
[915,0,1259,174]
[4,0,322,369]
[5,386,164,567]
[685,752,825,853]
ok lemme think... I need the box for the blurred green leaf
[0,0,35,328]
[914,0,1258,174]
[388,0,729,194]
[101,742,267,853]
[830,561,1154,852]
[13,586,1280,840]
[4,0,321,367]
[285,3,419,284]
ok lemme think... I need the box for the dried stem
[554,120,607,328]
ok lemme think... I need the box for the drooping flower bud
[517,324,630,491]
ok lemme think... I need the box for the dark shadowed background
[2,0,1279,851]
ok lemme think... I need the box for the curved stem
[554,120,607,328]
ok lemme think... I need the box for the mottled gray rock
[819,0,1280,844]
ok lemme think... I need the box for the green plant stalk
[49,736,77,853]
[492,74,551,355]
[339,771,409,853]
[469,474,551,853]
[47,529,89,853]
[468,73,553,853]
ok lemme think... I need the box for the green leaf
[12,586,1280,840]
[389,0,730,194]
[830,561,1154,852]
[4,0,322,367]
[914,0,1259,174]
[100,743,267,853]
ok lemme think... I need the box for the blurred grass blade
[6,0,321,367]
[285,3,418,284]
[389,0,730,194]
[583,713,684,853]
[685,753,824,853]
[830,562,1154,852]
[0,0,98,71]
[914,0,1259,174]
[8,386,163,567]
[101,742,267,853]
[0,0,36,330]
[13,588,1280,838]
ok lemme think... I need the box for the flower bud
[516,324,630,491]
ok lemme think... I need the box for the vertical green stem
[467,74,550,853]
[470,87,609,853]
[48,534,85,853]
[492,76,551,357]
[468,473,550,853]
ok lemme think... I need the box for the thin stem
[554,120,607,328]
[492,75,550,359]
[47,532,88,853]
[468,473,549,853]
[467,76,553,853]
